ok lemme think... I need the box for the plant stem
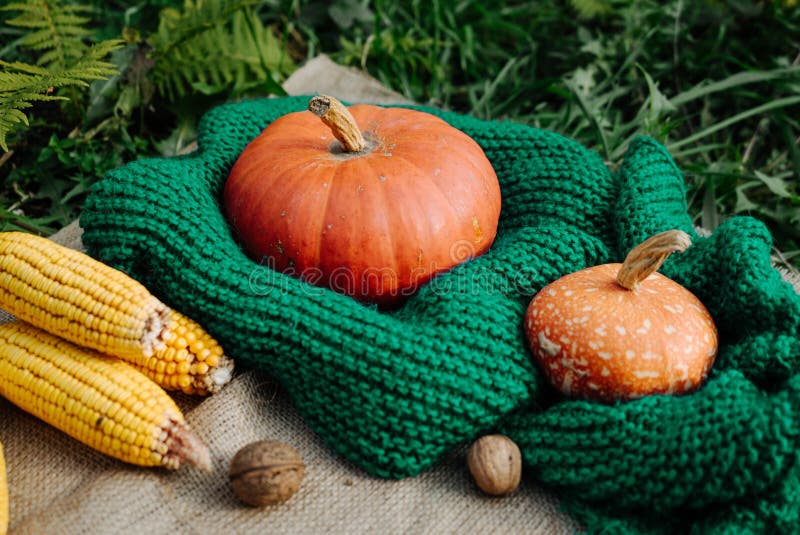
[616,230,691,291]
[308,95,366,152]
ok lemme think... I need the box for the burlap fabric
[1,56,583,534]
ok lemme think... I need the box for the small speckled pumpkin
[524,230,718,402]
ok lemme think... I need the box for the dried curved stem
[308,95,366,152]
[161,414,212,471]
[616,230,692,290]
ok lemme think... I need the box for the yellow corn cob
[0,321,211,471]
[0,441,7,535]
[0,231,233,395]
[135,310,233,396]
[0,231,168,359]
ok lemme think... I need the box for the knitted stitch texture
[80,96,800,534]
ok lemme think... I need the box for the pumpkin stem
[308,95,366,153]
[616,230,692,291]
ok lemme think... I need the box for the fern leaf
[0,81,66,151]
[0,38,123,151]
[0,60,49,76]
[18,29,61,50]
[3,0,94,69]
[150,0,263,58]
[56,40,124,83]
[149,1,292,101]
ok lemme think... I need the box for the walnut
[466,434,522,496]
[229,440,305,506]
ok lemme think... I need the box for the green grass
[1,0,799,269]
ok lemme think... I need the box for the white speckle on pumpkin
[538,332,561,357]
[634,370,660,379]
[601,367,611,377]
[598,352,612,360]
[548,288,557,297]
[587,382,600,390]
[641,351,658,360]
[434,168,441,176]
[379,175,386,182]
[594,326,607,336]
[582,305,593,312]
[615,325,627,336]
[684,379,694,390]
[589,341,599,350]
[585,287,599,292]
[327,223,333,229]
[280,210,286,217]
[565,290,574,297]
[664,325,676,334]
[323,182,329,188]
[576,316,589,324]
[561,374,573,394]
[546,303,555,310]
[625,350,635,359]
[559,336,571,345]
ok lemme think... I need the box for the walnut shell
[229,440,305,506]
[466,434,522,496]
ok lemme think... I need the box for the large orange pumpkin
[224,96,501,307]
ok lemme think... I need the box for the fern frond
[149,1,292,101]
[149,0,263,57]
[0,61,49,76]
[0,70,67,151]
[0,106,34,151]
[0,39,123,151]
[3,0,94,69]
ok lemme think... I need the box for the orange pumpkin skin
[525,263,717,402]
[224,105,501,307]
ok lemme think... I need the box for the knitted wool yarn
[80,96,800,533]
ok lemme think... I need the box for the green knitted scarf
[80,96,800,534]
